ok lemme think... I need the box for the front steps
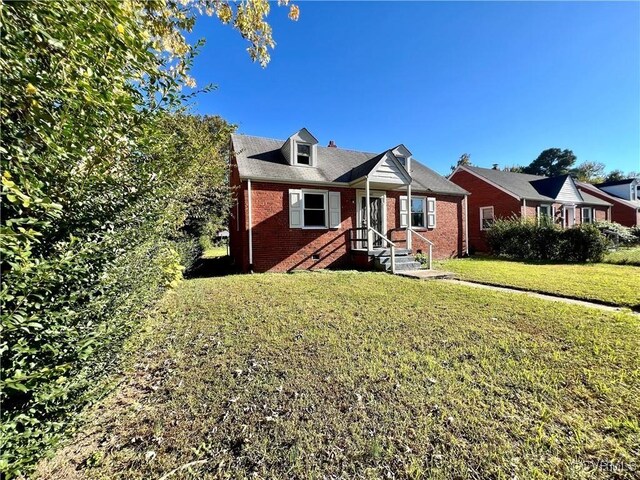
[372,249,422,272]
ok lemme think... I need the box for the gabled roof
[595,178,637,187]
[577,181,637,209]
[231,134,468,196]
[530,175,578,199]
[459,166,610,206]
[348,150,412,185]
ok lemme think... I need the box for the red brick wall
[449,169,521,252]
[229,179,467,272]
[228,155,249,271]
[577,187,636,226]
[249,182,357,272]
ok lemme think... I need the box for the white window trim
[480,206,494,231]
[581,206,593,224]
[410,196,427,228]
[301,189,328,229]
[295,142,313,167]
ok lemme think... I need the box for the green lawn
[202,245,229,258]
[38,272,639,479]
[604,247,640,267]
[439,257,640,310]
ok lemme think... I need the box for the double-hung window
[581,207,593,224]
[480,206,494,230]
[538,204,552,218]
[411,197,426,228]
[289,189,341,229]
[400,196,436,228]
[296,143,311,165]
[302,191,327,228]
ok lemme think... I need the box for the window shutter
[399,195,408,227]
[289,189,302,228]
[328,191,341,228]
[427,197,436,228]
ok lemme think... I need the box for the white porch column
[365,176,370,251]
[407,183,412,250]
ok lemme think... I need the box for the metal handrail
[368,226,397,273]
[408,227,433,270]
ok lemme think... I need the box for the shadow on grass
[186,255,240,278]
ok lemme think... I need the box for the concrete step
[374,255,423,272]
[377,255,420,265]
[369,248,412,257]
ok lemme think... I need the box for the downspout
[464,195,469,256]
[608,206,611,221]
[247,179,253,272]
[522,198,527,218]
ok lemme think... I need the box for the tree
[522,148,577,177]
[0,0,297,475]
[571,161,606,183]
[603,170,625,182]
[450,153,472,172]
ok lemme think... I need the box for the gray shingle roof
[232,134,468,196]
[463,166,611,206]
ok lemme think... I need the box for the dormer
[281,128,319,167]
[391,144,412,172]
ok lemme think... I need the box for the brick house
[229,128,469,273]
[576,179,640,227]
[449,165,612,252]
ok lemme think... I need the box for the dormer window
[296,143,311,165]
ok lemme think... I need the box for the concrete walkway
[400,270,634,314]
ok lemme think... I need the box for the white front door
[356,190,387,250]
[564,206,576,228]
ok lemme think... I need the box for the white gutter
[247,179,253,271]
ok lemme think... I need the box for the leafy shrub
[414,252,429,267]
[0,2,242,476]
[559,224,609,263]
[486,218,608,263]
[594,221,638,245]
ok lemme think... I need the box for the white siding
[556,177,582,203]
[599,182,636,201]
[370,156,406,185]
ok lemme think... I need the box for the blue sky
[187,1,640,175]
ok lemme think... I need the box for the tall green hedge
[0,2,235,476]
[486,218,608,263]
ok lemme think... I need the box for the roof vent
[492,163,499,170]
[327,140,337,148]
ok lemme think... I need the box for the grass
[38,272,639,479]
[202,245,228,258]
[439,257,640,310]
[604,246,640,267]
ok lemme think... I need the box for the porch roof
[232,134,468,196]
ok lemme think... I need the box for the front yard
[39,272,639,479]
[439,257,640,310]
[604,246,640,267]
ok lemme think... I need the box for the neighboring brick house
[449,165,611,253]
[229,128,469,273]
[576,179,640,227]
